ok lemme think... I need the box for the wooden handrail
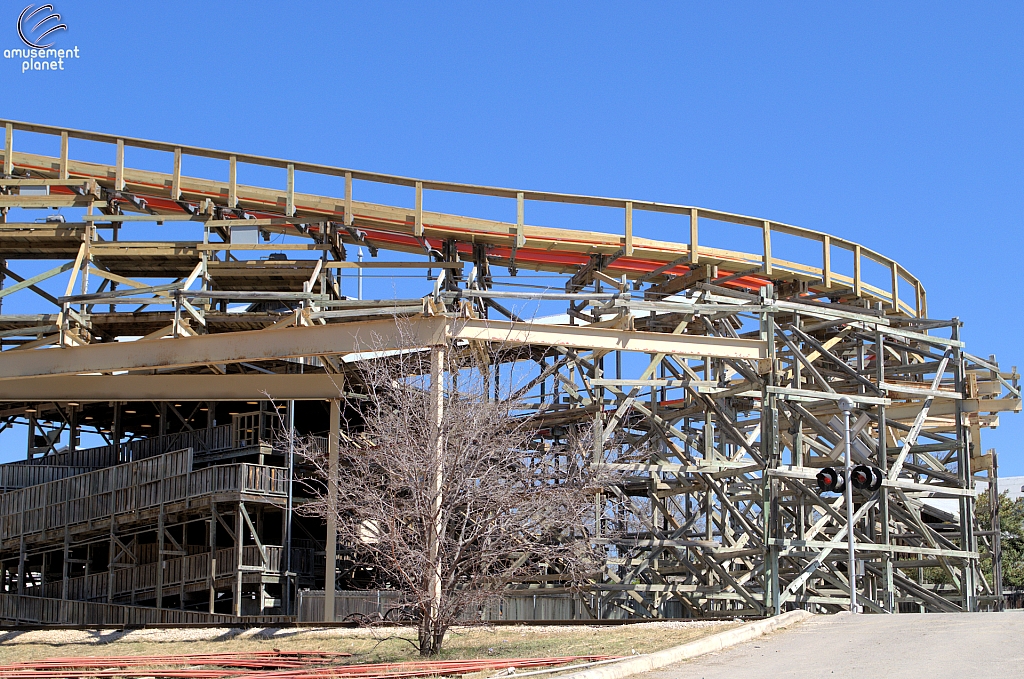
[0,118,925,316]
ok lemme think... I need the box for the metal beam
[0,374,343,401]
[0,316,766,380]
[450,318,768,360]
[0,316,446,380]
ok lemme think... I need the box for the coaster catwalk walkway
[0,120,1018,623]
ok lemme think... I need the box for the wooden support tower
[0,120,1019,623]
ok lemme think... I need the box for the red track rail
[0,654,620,679]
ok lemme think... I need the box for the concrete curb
[556,610,814,679]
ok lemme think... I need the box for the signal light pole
[839,396,858,613]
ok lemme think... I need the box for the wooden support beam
[426,346,444,627]
[0,373,344,401]
[324,399,340,621]
[762,221,772,276]
[172,147,182,200]
[0,315,767,381]
[0,262,73,301]
[853,244,862,298]
[822,235,831,289]
[228,155,238,208]
[208,504,217,614]
[3,123,11,177]
[414,181,423,237]
[286,163,295,216]
[890,262,900,311]
[646,263,716,299]
[516,191,525,248]
[453,318,767,360]
[156,500,165,610]
[59,131,68,180]
[234,505,243,617]
[624,201,633,256]
[689,208,699,264]
[115,139,124,191]
[344,171,353,226]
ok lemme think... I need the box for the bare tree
[290,326,605,656]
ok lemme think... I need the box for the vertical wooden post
[112,401,122,454]
[324,399,339,621]
[415,181,424,237]
[208,502,217,614]
[286,163,295,217]
[822,235,832,288]
[762,221,773,276]
[228,155,238,208]
[172,148,182,200]
[689,208,699,264]
[179,522,187,609]
[26,413,35,459]
[40,551,48,597]
[344,172,353,226]
[59,131,68,180]
[515,192,526,248]
[426,345,445,636]
[3,123,12,177]
[234,504,243,616]
[107,522,116,604]
[115,139,125,191]
[68,404,78,454]
[876,329,895,612]
[890,262,900,312]
[624,201,633,256]
[853,244,862,298]
[759,284,780,614]
[17,535,25,596]
[61,524,69,600]
[156,508,164,609]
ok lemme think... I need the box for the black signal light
[816,466,845,493]
[851,464,884,491]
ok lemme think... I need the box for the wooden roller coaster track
[0,119,1018,623]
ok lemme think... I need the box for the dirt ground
[0,620,739,666]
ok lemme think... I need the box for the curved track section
[0,120,1018,623]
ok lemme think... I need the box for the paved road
[646,611,1024,679]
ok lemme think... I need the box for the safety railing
[0,119,925,317]
[8,425,234,469]
[41,545,291,602]
[0,450,286,543]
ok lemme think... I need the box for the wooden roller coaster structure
[0,119,1019,623]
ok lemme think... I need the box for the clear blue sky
[2,2,1022,471]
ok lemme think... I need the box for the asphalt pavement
[644,610,1024,679]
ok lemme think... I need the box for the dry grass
[0,620,740,666]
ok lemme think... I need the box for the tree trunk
[418,612,446,657]
[421,345,445,655]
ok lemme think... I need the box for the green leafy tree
[977,491,1024,589]
[918,490,1024,592]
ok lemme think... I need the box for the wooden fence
[40,546,287,602]
[11,425,234,469]
[0,592,290,626]
[0,464,97,491]
[296,590,598,622]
